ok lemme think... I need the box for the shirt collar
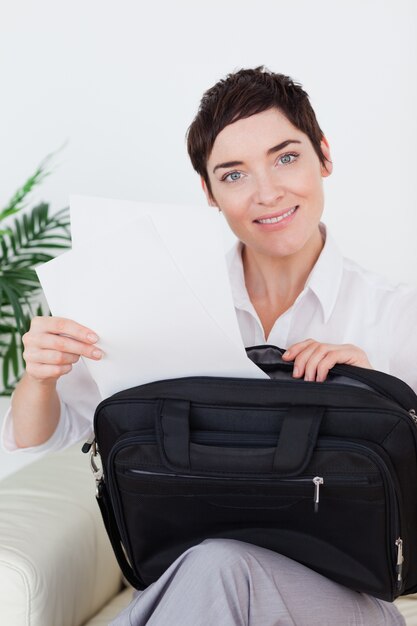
[305,224,344,323]
[226,223,344,324]
[226,239,253,312]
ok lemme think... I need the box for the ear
[201,177,218,208]
[320,136,333,177]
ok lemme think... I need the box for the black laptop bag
[85,345,417,601]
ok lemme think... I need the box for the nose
[253,170,284,206]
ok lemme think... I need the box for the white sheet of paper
[36,215,267,399]
[69,194,243,348]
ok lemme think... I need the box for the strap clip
[89,440,103,495]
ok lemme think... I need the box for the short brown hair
[186,66,328,196]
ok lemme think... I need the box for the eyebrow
[212,139,302,174]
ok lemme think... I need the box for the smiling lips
[254,206,299,224]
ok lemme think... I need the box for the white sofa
[1,443,417,625]
[0,444,133,625]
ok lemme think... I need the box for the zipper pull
[409,409,417,427]
[395,537,404,588]
[313,476,324,513]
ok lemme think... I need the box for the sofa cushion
[83,587,134,625]
[0,444,123,626]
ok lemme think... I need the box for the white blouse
[2,224,417,454]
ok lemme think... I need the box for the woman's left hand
[281,339,373,382]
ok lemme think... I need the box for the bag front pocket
[111,457,390,597]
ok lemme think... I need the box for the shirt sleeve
[385,285,417,394]
[0,357,101,454]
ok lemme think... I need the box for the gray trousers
[110,539,406,626]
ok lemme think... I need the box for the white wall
[1,0,416,285]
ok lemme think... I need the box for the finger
[30,316,99,343]
[26,333,103,360]
[303,345,332,381]
[282,339,316,361]
[292,343,323,378]
[316,352,340,382]
[23,348,81,367]
[26,362,74,381]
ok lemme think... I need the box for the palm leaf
[1,202,71,272]
[0,167,48,224]
[0,143,67,225]
[0,148,70,393]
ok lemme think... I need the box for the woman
[4,67,415,624]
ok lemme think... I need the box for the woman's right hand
[22,316,103,384]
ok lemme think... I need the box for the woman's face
[203,107,332,259]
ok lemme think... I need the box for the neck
[242,228,324,335]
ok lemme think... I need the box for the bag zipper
[318,439,403,593]
[125,468,369,511]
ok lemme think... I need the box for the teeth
[257,206,297,224]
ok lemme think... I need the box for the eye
[278,153,298,166]
[221,171,244,183]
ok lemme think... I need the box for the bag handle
[156,399,324,477]
[246,345,417,412]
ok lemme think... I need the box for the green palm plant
[0,151,72,395]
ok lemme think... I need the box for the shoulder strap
[96,480,143,589]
